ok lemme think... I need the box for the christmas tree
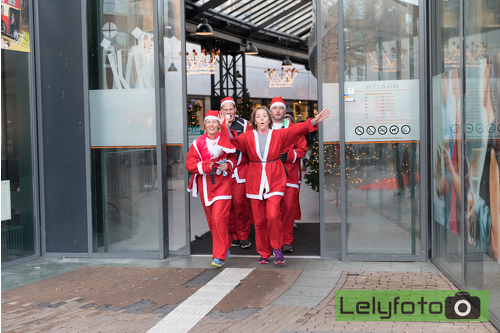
[187,98,201,127]
[237,89,253,120]
[304,134,351,192]
[303,133,320,191]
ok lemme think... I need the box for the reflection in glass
[88,0,159,253]
[164,0,187,252]
[343,0,420,257]
[431,0,463,280]
[318,0,341,254]
[1,51,36,262]
[463,0,500,322]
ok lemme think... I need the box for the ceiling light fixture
[168,62,178,72]
[196,18,213,36]
[282,12,293,67]
[244,2,258,55]
[244,41,258,55]
[281,55,293,67]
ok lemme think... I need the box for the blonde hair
[250,106,273,130]
[201,118,221,132]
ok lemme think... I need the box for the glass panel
[317,0,341,254]
[343,0,421,257]
[163,0,187,252]
[464,0,500,322]
[88,0,159,253]
[431,0,463,280]
[1,0,36,263]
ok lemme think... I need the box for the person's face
[271,105,285,122]
[204,119,220,137]
[221,103,236,122]
[255,109,270,131]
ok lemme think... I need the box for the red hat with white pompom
[270,96,286,110]
[204,110,220,123]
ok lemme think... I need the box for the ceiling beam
[187,0,229,20]
[246,0,310,37]
[186,22,309,61]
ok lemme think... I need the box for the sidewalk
[1,256,498,332]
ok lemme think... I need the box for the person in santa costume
[220,97,254,249]
[186,110,237,267]
[270,97,307,253]
[219,106,330,264]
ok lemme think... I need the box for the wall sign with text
[344,80,420,143]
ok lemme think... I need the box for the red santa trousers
[281,186,298,245]
[228,179,252,241]
[200,197,232,260]
[250,195,283,258]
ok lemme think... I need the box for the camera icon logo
[445,292,481,320]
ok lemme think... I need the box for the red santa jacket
[186,133,236,206]
[229,119,253,184]
[221,119,317,200]
[273,121,308,188]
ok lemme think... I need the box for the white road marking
[147,268,253,333]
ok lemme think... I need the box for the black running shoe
[240,239,251,249]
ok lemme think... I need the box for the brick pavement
[1,258,499,332]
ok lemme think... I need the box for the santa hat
[270,96,286,110]
[204,110,220,123]
[220,97,236,108]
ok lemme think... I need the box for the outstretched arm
[281,109,331,149]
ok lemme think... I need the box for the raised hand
[313,108,331,124]
[217,112,228,128]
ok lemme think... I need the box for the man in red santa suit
[186,110,237,267]
[270,97,307,253]
[219,107,330,264]
[220,97,254,249]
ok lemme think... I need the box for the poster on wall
[466,54,500,263]
[1,0,30,52]
[432,69,462,236]
[344,80,420,143]
[433,55,500,264]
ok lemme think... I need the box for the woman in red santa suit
[219,106,330,264]
[186,110,237,267]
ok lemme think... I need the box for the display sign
[90,89,156,147]
[1,0,30,52]
[1,180,11,221]
[344,79,420,143]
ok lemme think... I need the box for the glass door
[341,0,422,259]
[88,0,159,254]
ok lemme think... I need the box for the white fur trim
[221,99,235,107]
[286,183,299,189]
[197,162,204,174]
[263,191,284,199]
[204,115,220,123]
[206,137,223,159]
[270,101,286,110]
[188,174,199,197]
[222,147,236,153]
[253,129,273,199]
[232,168,246,183]
[202,174,231,206]
[292,150,297,163]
